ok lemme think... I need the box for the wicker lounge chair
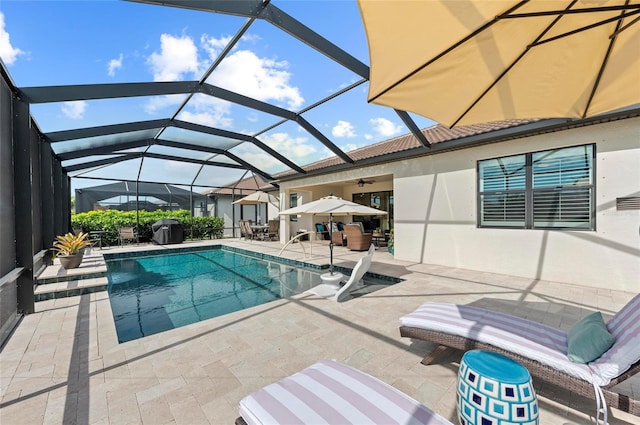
[236,359,453,425]
[399,294,640,419]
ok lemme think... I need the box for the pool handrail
[277,230,319,259]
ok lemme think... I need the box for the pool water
[105,248,398,343]
[106,249,324,343]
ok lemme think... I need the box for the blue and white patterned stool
[457,350,538,425]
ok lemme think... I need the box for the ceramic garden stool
[457,350,538,425]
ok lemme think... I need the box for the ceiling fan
[352,178,375,187]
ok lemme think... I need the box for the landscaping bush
[71,210,224,245]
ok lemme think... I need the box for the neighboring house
[202,175,279,237]
[274,111,640,292]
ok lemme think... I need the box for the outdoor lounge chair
[236,359,453,425]
[306,247,374,302]
[399,294,640,420]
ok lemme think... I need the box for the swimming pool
[104,246,400,343]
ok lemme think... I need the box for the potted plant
[52,232,91,269]
[387,228,394,254]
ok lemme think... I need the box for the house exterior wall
[392,118,639,291]
[279,118,639,291]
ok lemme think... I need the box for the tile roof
[276,119,536,176]
[210,108,638,190]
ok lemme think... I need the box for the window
[352,191,393,231]
[289,193,298,222]
[478,144,595,230]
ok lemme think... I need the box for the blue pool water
[105,247,399,343]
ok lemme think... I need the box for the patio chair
[343,222,373,251]
[266,219,279,241]
[244,221,259,241]
[306,247,374,302]
[314,222,330,240]
[118,226,137,245]
[236,359,453,425]
[238,220,248,239]
[328,221,346,246]
[398,293,640,420]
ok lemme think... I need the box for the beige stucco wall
[394,118,639,291]
[280,118,640,291]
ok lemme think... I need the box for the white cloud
[145,33,303,123]
[107,54,123,77]
[239,151,282,171]
[61,101,87,119]
[340,143,361,153]
[206,47,304,110]
[148,34,200,81]
[370,117,402,137]
[332,120,356,138]
[144,94,186,114]
[200,34,233,60]
[260,132,315,159]
[0,12,25,65]
[177,94,233,128]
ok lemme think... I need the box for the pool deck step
[35,250,109,301]
[35,276,108,302]
[36,251,107,284]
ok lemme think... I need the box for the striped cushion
[400,303,602,384]
[239,359,453,425]
[590,293,640,384]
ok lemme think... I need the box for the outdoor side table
[457,350,538,425]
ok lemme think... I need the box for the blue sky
[0,1,434,192]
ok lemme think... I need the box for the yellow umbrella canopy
[358,0,640,128]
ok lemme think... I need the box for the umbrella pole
[329,213,334,274]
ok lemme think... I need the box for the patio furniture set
[330,222,387,251]
[235,285,640,424]
[238,219,279,241]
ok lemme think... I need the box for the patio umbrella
[278,195,387,274]
[233,190,279,222]
[358,0,640,128]
[232,191,279,206]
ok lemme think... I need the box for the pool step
[36,251,107,285]
[35,276,108,302]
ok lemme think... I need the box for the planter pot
[58,253,83,269]
[388,246,394,255]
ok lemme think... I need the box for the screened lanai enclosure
[0,0,435,345]
[75,182,207,213]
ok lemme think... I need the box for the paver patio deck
[1,238,638,424]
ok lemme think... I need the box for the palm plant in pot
[52,232,91,269]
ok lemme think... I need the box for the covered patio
[1,240,638,424]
